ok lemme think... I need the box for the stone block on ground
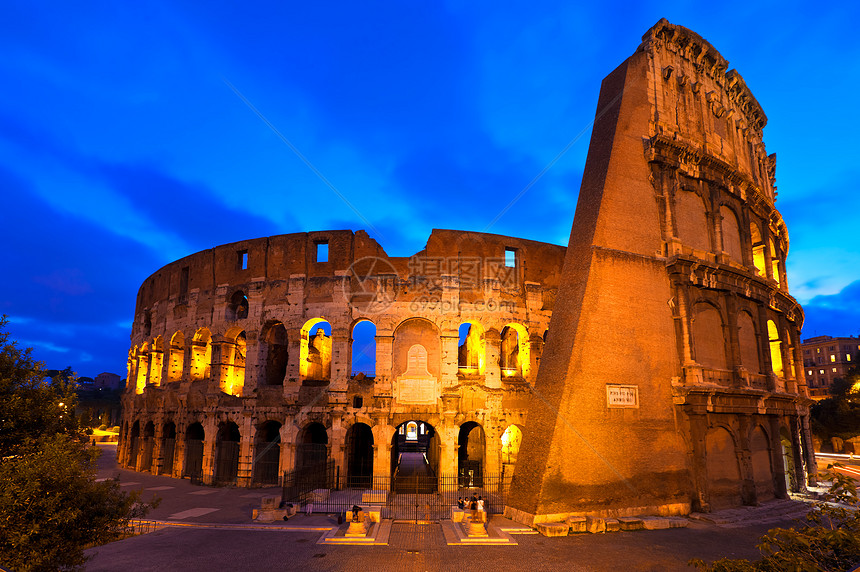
[641,517,670,530]
[567,516,587,533]
[617,517,643,531]
[604,518,620,532]
[668,518,688,528]
[536,522,569,537]
[586,516,606,534]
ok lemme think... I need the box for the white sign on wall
[396,344,438,405]
[606,384,639,408]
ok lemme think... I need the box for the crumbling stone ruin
[506,19,814,525]
[119,19,814,521]
[119,229,564,486]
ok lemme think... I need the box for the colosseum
[119,229,564,494]
[119,19,816,523]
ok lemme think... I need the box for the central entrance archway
[391,420,439,492]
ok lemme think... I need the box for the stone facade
[119,19,816,520]
[506,19,815,525]
[118,229,564,486]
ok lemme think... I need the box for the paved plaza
[85,444,817,571]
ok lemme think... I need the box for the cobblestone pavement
[85,445,821,571]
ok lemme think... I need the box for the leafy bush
[690,465,860,571]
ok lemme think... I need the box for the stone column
[768,416,788,499]
[371,418,395,483]
[375,334,394,397]
[528,334,543,384]
[439,331,460,390]
[329,328,350,405]
[484,329,501,389]
[284,328,303,400]
[242,331,261,395]
[736,415,756,505]
[237,415,256,487]
[210,335,232,394]
[174,422,187,478]
[202,416,218,485]
[152,414,164,476]
[800,413,818,486]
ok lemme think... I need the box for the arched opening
[750,221,766,277]
[297,422,329,468]
[780,429,796,493]
[149,337,164,387]
[351,320,376,377]
[500,323,530,378]
[458,422,485,487]
[215,421,240,484]
[750,426,774,501]
[692,303,728,378]
[263,322,288,386]
[768,320,784,377]
[705,426,742,509]
[737,311,761,374]
[228,290,249,320]
[769,239,781,288]
[675,189,710,252]
[222,329,246,396]
[500,424,523,473]
[391,420,439,492]
[184,422,205,479]
[168,331,184,383]
[161,422,176,475]
[190,328,212,381]
[720,205,743,263]
[135,343,149,394]
[300,319,332,382]
[253,421,281,485]
[346,423,374,487]
[128,420,141,468]
[458,322,485,374]
[141,421,155,472]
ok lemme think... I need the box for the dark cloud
[801,280,860,340]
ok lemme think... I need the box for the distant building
[802,336,860,399]
[95,372,122,390]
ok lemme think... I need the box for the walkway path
[84,444,825,571]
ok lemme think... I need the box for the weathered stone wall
[506,19,814,525]
[119,229,565,486]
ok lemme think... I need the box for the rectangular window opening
[180,266,189,295]
[504,247,517,268]
[316,241,329,263]
[238,250,248,270]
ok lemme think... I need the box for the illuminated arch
[149,336,164,387]
[458,321,485,374]
[500,323,529,378]
[750,221,766,277]
[190,328,212,381]
[300,318,331,380]
[168,331,185,383]
[767,320,783,377]
[351,319,376,376]
[222,328,246,396]
[500,424,523,466]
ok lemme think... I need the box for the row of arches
[672,185,787,289]
[129,317,545,395]
[688,299,798,388]
[702,423,797,509]
[120,418,524,487]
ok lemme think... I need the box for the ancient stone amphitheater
[119,229,564,489]
[120,19,816,522]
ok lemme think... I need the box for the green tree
[691,465,860,571]
[0,317,153,571]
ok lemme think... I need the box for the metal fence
[281,463,511,522]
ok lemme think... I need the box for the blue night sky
[1,2,858,379]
